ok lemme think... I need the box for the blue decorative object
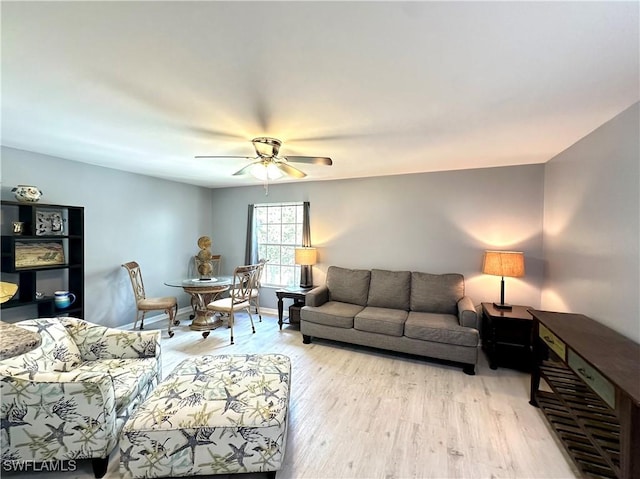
[54,290,76,309]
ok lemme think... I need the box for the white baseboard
[123,307,278,330]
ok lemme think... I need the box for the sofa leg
[266,471,277,479]
[92,457,109,478]
[463,364,476,376]
[302,334,311,344]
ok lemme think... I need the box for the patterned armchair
[0,317,161,478]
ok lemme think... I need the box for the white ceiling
[2,1,638,188]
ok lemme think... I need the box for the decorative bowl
[11,185,43,202]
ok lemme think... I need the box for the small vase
[12,185,43,203]
[12,221,25,235]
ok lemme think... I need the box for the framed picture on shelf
[35,210,64,236]
[15,241,65,268]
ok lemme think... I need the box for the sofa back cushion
[327,266,371,306]
[0,318,82,374]
[367,269,411,310]
[410,272,464,314]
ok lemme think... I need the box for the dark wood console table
[529,309,639,479]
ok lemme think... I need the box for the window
[254,202,304,287]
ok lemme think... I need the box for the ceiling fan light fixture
[252,137,281,157]
[250,161,283,181]
[197,137,332,189]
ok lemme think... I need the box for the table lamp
[482,250,525,310]
[295,247,317,288]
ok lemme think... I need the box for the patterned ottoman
[120,354,291,478]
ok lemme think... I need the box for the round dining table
[164,276,232,337]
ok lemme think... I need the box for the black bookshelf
[1,200,84,318]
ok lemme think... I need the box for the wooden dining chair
[226,258,267,321]
[121,261,179,338]
[206,263,261,344]
[193,254,222,279]
[251,258,268,320]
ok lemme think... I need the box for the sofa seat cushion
[301,301,364,328]
[405,311,479,347]
[354,307,408,336]
[367,269,411,310]
[327,266,371,306]
[75,356,159,411]
[410,272,464,314]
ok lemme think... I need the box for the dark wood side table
[481,302,533,370]
[276,286,314,330]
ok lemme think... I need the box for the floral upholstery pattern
[0,317,161,472]
[120,353,291,478]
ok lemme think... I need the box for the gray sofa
[300,266,480,374]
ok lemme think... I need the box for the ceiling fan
[195,137,333,180]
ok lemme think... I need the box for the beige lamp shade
[482,251,525,278]
[295,247,317,266]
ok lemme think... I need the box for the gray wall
[1,147,213,327]
[541,102,640,341]
[5,102,636,341]
[211,165,546,311]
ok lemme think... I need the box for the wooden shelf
[536,390,618,478]
[537,360,621,477]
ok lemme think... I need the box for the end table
[481,302,533,370]
[276,286,315,330]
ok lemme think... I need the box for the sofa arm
[62,317,162,363]
[0,370,118,460]
[457,296,478,329]
[305,285,329,307]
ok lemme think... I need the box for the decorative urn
[12,185,43,203]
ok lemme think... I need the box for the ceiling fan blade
[284,156,333,166]
[276,162,307,179]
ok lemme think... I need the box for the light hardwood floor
[7,311,581,479]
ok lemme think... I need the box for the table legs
[277,295,284,330]
[277,293,305,329]
[183,287,227,335]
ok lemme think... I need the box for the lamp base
[299,265,313,289]
[493,302,513,310]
